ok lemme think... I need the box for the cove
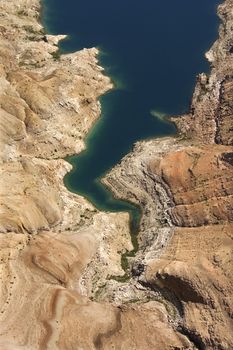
[42,0,220,267]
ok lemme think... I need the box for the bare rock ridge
[0,0,232,349]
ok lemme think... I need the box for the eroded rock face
[0,0,232,349]
[151,145,233,227]
[173,0,233,146]
[146,224,233,349]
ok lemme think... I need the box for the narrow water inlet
[64,151,142,276]
[42,0,221,273]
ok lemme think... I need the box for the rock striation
[0,0,232,349]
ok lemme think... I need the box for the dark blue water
[42,0,220,241]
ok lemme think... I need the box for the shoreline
[41,0,143,280]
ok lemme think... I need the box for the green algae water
[42,0,220,257]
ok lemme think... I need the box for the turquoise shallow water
[42,0,220,252]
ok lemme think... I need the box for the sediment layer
[0,0,232,349]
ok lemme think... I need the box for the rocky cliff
[0,0,232,349]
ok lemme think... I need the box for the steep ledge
[172,0,233,145]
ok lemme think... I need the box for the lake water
[42,0,220,241]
